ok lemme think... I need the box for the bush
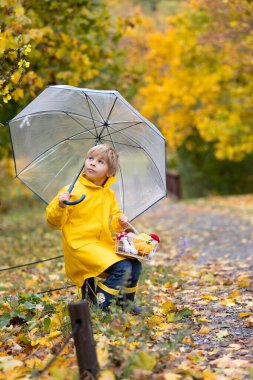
[178,143,253,198]
[0,158,40,212]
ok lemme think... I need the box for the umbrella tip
[95,137,102,145]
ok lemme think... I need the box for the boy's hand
[58,192,71,208]
[119,215,129,229]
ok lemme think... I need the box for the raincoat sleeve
[109,191,125,233]
[46,190,70,230]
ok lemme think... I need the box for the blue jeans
[103,258,142,290]
[96,259,142,310]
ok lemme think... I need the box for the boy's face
[84,153,110,185]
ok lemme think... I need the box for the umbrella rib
[11,110,102,124]
[17,177,48,204]
[103,126,166,196]
[103,125,125,214]
[83,93,100,138]
[16,133,94,177]
[41,156,75,194]
[96,96,118,142]
[100,139,140,149]
[85,93,107,123]
[108,120,142,125]
[105,96,117,124]
[116,95,165,140]
[129,194,167,222]
[102,122,143,139]
[104,124,144,149]
[65,112,98,138]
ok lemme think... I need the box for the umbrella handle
[64,194,86,206]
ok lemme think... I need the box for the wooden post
[166,170,181,199]
[68,300,99,379]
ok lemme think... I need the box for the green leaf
[44,316,51,333]
[248,368,253,379]
[0,313,11,327]
[178,308,193,318]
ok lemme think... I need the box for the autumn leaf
[0,356,23,371]
[163,373,182,380]
[130,351,156,372]
[96,335,110,368]
[202,368,217,380]
[161,300,176,313]
[198,326,210,334]
[98,369,116,380]
[201,295,218,301]
[238,312,251,318]
[215,330,229,340]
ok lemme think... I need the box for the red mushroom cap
[116,231,128,240]
[150,234,160,243]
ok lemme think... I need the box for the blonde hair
[85,144,119,176]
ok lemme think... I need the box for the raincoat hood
[79,175,116,189]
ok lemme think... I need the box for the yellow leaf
[50,316,62,330]
[237,276,250,287]
[97,336,109,368]
[244,317,253,327]
[201,295,218,301]
[199,326,210,334]
[31,337,49,347]
[228,290,239,299]
[161,300,176,313]
[30,328,39,335]
[14,6,25,17]
[0,356,23,371]
[12,88,24,101]
[228,344,241,351]
[238,282,250,288]
[152,315,163,324]
[164,282,173,288]
[48,330,61,339]
[220,299,236,307]
[49,366,76,379]
[167,313,177,323]
[98,369,116,380]
[216,330,229,339]
[238,312,251,318]
[211,355,249,369]
[237,275,249,281]
[199,317,210,323]
[203,368,217,380]
[163,373,181,380]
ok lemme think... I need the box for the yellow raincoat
[46,175,125,287]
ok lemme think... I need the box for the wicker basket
[115,235,159,262]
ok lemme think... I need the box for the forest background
[1,0,253,211]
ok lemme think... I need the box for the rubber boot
[122,286,142,315]
[96,282,119,312]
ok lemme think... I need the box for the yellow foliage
[135,0,253,161]
[1,0,127,107]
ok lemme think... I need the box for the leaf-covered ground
[0,195,253,379]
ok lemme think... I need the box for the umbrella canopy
[8,85,166,221]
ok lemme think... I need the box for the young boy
[46,144,142,313]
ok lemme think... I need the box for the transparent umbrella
[8,85,166,221]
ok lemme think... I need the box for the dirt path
[138,195,253,379]
[138,195,253,263]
